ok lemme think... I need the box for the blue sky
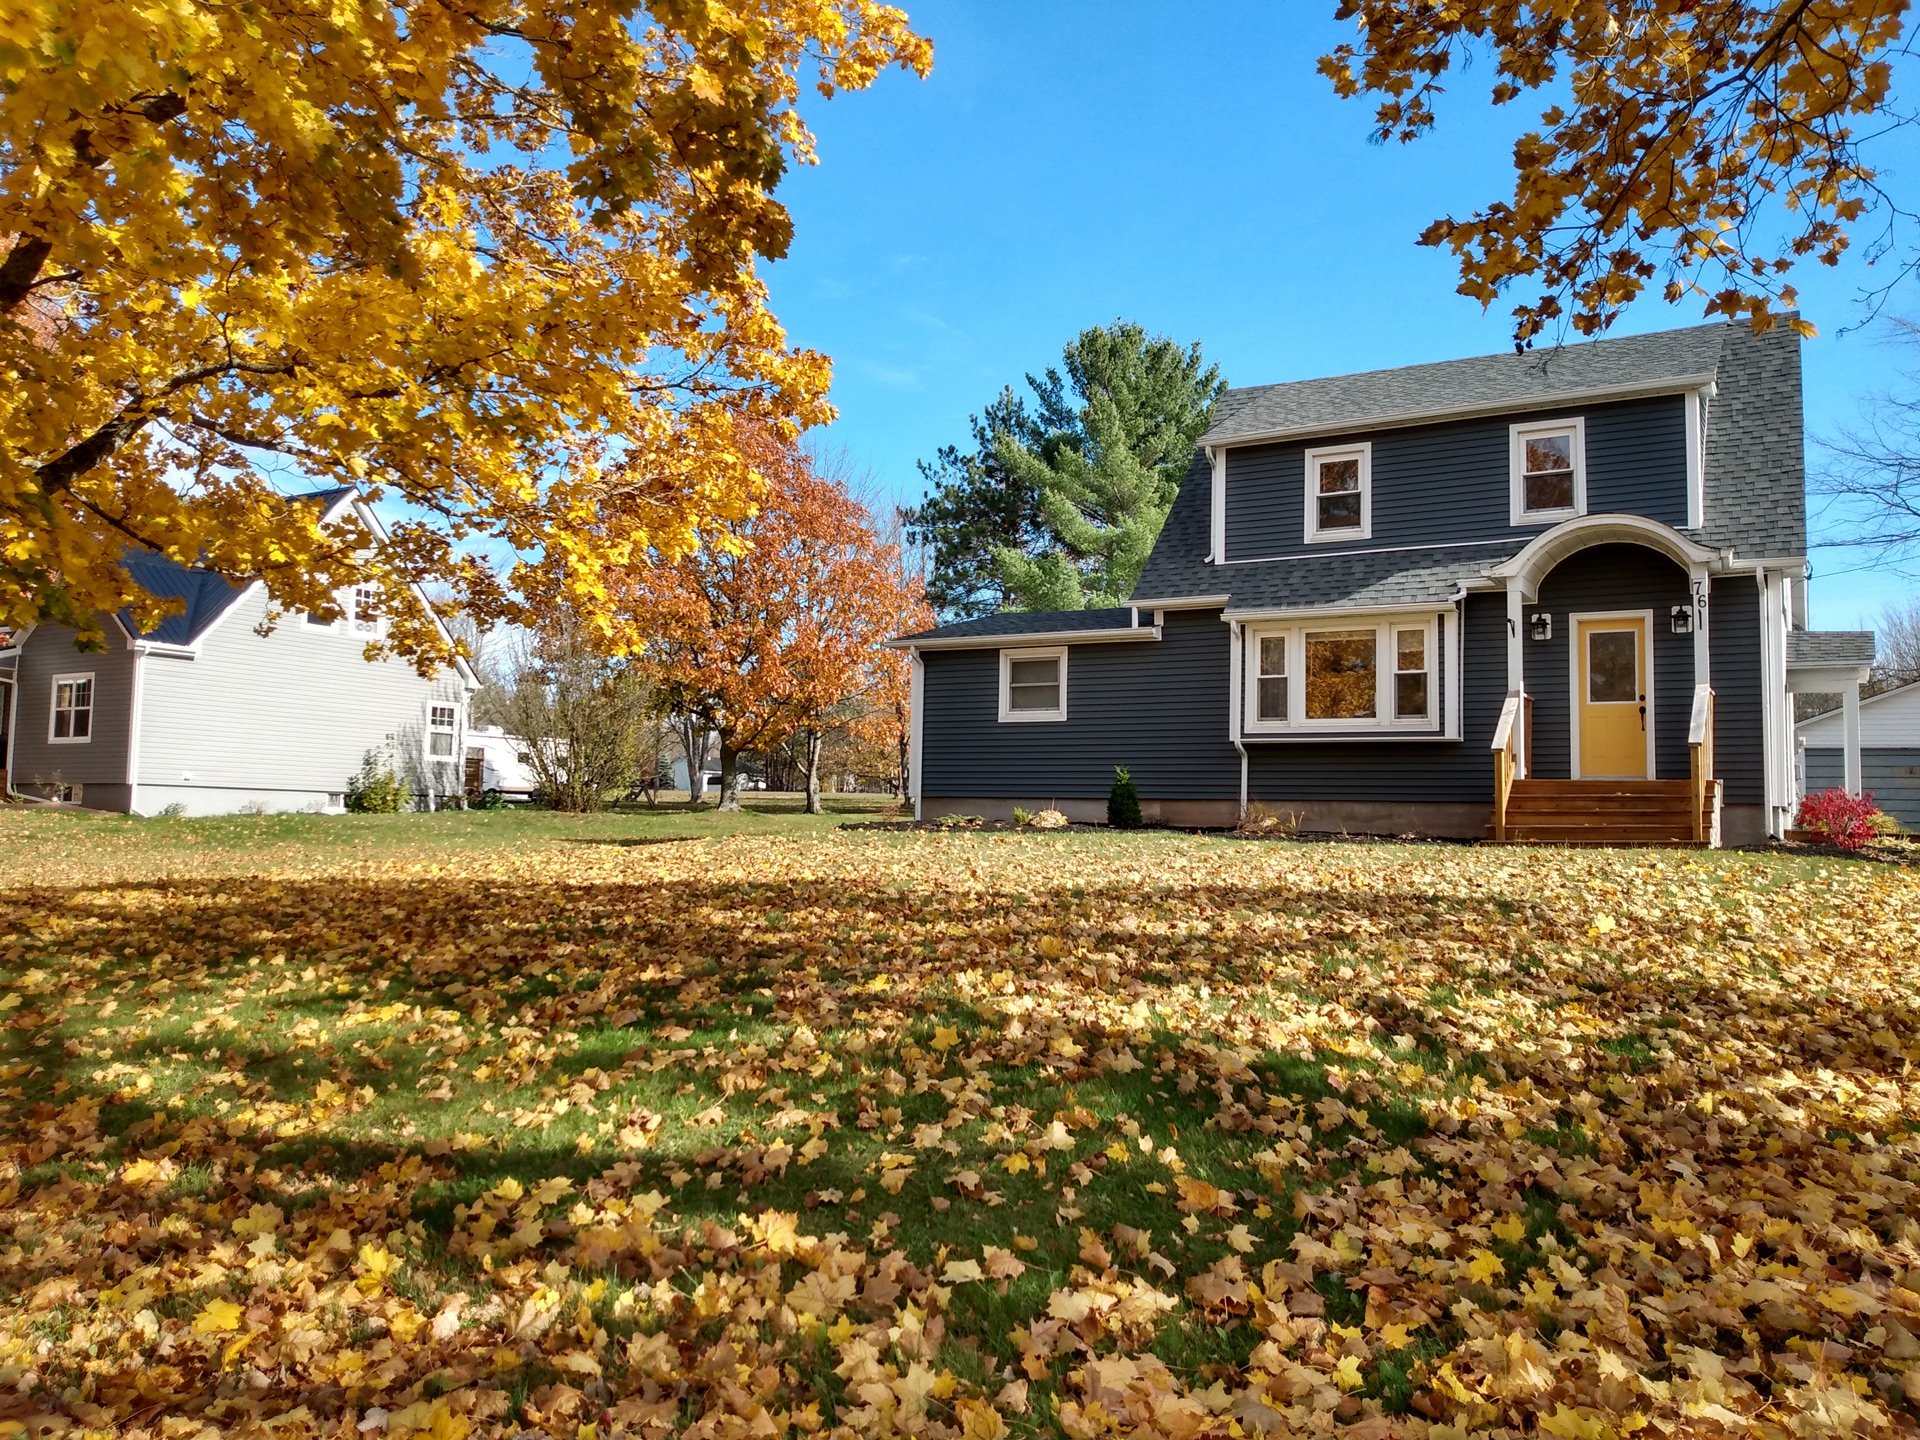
[762,0,1917,631]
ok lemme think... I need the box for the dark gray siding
[1521,545,1694,781]
[10,623,135,797]
[1246,593,1505,803]
[1709,577,1765,805]
[1804,748,1920,828]
[919,607,1239,800]
[1224,395,1690,561]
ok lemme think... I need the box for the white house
[1,487,480,815]
[1797,678,1920,828]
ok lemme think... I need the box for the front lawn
[1,810,1916,1437]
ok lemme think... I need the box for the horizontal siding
[1224,394,1690,561]
[1710,577,1765,806]
[1522,545,1693,782]
[920,608,1240,800]
[10,624,136,791]
[137,587,467,797]
[1803,747,1920,828]
[1247,592,1504,804]
[1799,685,1920,747]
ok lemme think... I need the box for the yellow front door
[1576,616,1649,778]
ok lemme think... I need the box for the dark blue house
[891,321,1872,846]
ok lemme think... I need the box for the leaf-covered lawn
[2,810,1918,1439]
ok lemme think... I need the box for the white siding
[1797,683,1920,748]
[135,586,468,809]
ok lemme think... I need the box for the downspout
[124,649,146,815]
[907,646,925,823]
[1228,618,1248,822]
[1,672,14,799]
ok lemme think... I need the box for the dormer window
[1510,417,1586,524]
[1304,442,1372,543]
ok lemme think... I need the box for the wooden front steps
[1489,779,1720,847]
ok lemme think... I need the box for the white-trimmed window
[998,647,1067,723]
[50,673,94,743]
[426,703,459,759]
[350,584,383,635]
[1243,617,1438,734]
[1304,442,1372,543]
[1510,417,1586,524]
[1253,633,1289,723]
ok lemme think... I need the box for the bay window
[1242,615,1442,735]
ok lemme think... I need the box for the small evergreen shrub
[345,749,408,814]
[1794,788,1883,852]
[1107,766,1143,829]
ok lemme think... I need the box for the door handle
[1638,694,1647,730]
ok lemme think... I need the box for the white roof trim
[1205,375,1717,451]
[1223,601,1456,623]
[886,624,1161,652]
[1130,593,1230,610]
[1485,513,1723,601]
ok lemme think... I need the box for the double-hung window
[350,584,382,636]
[1243,617,1439,734]
[1510,417,1586,524]
[50,673,93,743]
[427,703,459,759]
[998,647,1067,722]
[1304,442,1372,543]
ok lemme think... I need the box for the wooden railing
[1688,684,1715,844]
[1491,689,1526,842]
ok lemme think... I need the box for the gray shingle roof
[1221,543,1517,612]
[1698,321,1805,556]
[1201,323,1727,447]
[1787,630,1876,668]
[899,606,1139,644]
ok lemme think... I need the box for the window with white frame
[1242,617,1438,734]
[1253,633,1288,723]
[998,647,1067,722]
[1304,443,1371,543]
[50,673,93,743]
[351,584,382,635]
[1510,417,1585,524]
[427,703,459,759]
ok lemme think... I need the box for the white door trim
[1569,609,1656,780]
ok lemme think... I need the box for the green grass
[0,806,1914,1435]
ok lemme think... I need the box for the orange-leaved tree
[609,434,919,811]
[2,0,930,661]
[1322,1,1905,342]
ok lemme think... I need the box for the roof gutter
[1201,373,1719,451]
[884,623,1162,652]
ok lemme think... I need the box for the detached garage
[1797,680,1920,830]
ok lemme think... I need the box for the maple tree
[1322,1,1908,342]
[0,0,930,658]
[609,433,920,811]
[3,806,1919,1437]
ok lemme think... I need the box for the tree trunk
[716,738,743,811]
[897,730,910,801]
[802,727,824,815]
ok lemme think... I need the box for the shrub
[154,801,188,819]
[1234,803,1298,838]
[1107,766,1143,829]
[1794,788,1883,852]
[345,749,409,814]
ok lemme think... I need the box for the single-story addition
[1798,672,1920,830]
[0,487,479,815]
[893,320,1870,846]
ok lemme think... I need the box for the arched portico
[1482,514,1728,794]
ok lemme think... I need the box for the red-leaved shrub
[1794,788,1883,852]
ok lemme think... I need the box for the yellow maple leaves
[1323,2,1895,340]
[3,808,1919,1437]
[0,0,931,656]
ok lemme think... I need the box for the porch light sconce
[1528,612,1553,642]
[1670,604,1694,635]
